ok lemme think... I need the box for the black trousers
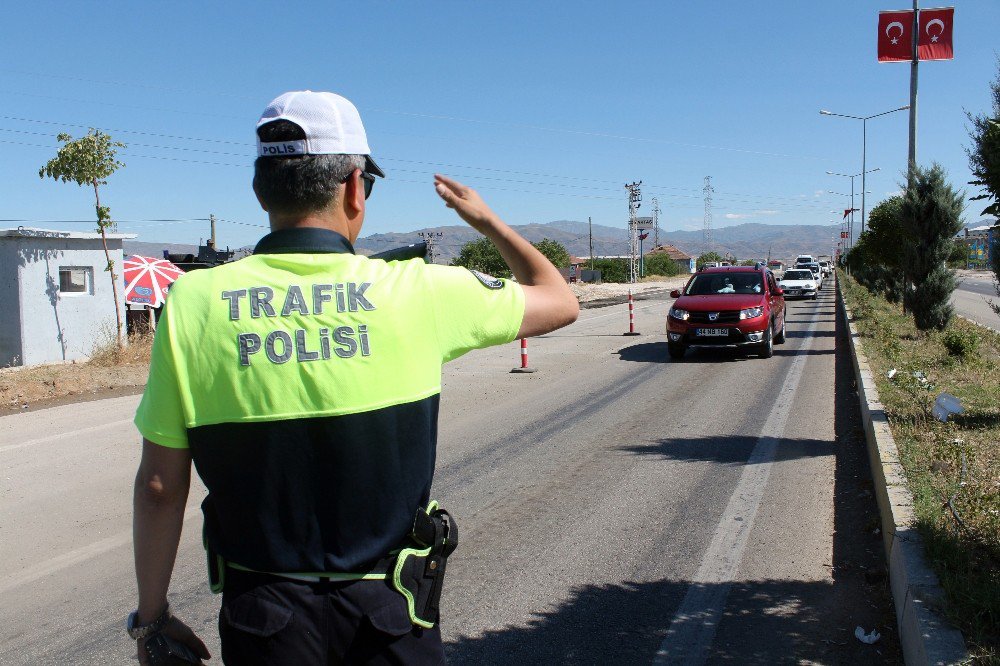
[219,568,446,665]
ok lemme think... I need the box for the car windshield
[686,273,764,295]
[783,270,812,280]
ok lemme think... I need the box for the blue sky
[1,1,997,249]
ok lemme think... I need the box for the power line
[0,67,828,161]
[0,117,838,209]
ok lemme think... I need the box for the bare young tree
[39,130,127,348]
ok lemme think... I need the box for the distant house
[647,244,696,273]
[0,227,134,367]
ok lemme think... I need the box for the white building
[0,227,135,367]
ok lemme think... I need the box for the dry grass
[0,332,153,411]
[842,273,1000,662]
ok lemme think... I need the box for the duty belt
[204,501,458,628]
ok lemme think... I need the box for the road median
[838,276,977,665]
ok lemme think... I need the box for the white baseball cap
[256,90,384,177]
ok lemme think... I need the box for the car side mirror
[670,289,681,298]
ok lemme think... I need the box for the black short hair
[253,120,364,216]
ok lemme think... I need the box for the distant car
[795,254,815,266]
[801,262,822,284]
[777,269,819,300]
[818,260,832,276]
[666,266,786,360]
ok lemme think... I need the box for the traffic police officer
[128,90,579,664]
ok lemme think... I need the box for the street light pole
[828,169,877,247]
[820,105,909,233]
[909,0,919,186]
[862,118,867,232]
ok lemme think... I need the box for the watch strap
[126,603,171,640]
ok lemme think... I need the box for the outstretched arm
[434,174,579,338]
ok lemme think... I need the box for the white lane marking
[654,309,821,665]
[0,504,201,595]
[0,418,134,454]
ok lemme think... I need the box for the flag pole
[907,0,919,187]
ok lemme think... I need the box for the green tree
[947,239,969,268]
[848,196,907,302]
[531,238,570,269]
[590,258,629,283]
[966,60,1000,217]
[696,251,723,269]
[451,237,571,278]
[901,164,966,331]
[643,253,680,277]
[450,237,510,278]
[39,130,127,348]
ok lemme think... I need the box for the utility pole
[418,231,443,264]
[588,216,594,270]
[908,0,919,187]
[625,182,642,283]
[652,197,661,249]
[209,213,217,249]
[703,176,714,252]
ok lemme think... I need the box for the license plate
[786,289,800,295]
[696,328,729,337]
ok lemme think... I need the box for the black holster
[390,504,458,628]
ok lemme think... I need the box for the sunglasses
[342,169,375,199]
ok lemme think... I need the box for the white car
[778,269,819,300]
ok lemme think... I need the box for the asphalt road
[0,280,899,664]
[953,271,999,329]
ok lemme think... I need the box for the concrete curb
[955,313,1000,337]
[837,281,970,665]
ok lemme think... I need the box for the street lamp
[827,169,877,249]
[820,105,909,234]
[828,188,872,251]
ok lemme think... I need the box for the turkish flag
[878,10,913,62]
[918,7,954,61]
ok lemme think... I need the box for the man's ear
[344,169,365,216]
[252,177,269,212]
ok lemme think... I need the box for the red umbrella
[124,255,185,307]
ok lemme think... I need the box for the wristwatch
[126,602,171,640]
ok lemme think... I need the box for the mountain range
[355,220,842,264]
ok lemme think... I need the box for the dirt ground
[570,276,690,303]
[0,334,153,415]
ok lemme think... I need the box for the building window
[58,266,93,295]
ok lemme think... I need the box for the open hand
[434,174,498,230]
[138,615,211,665]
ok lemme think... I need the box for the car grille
[689,310,741,324]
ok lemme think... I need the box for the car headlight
[669,307,689,321]
[739,306,764,320]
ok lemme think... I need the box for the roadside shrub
[642,253,680,277]
[900,164,965,331]
[590,258,628,283]
[942,327,980,359]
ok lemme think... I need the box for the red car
[666,265,786,359]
